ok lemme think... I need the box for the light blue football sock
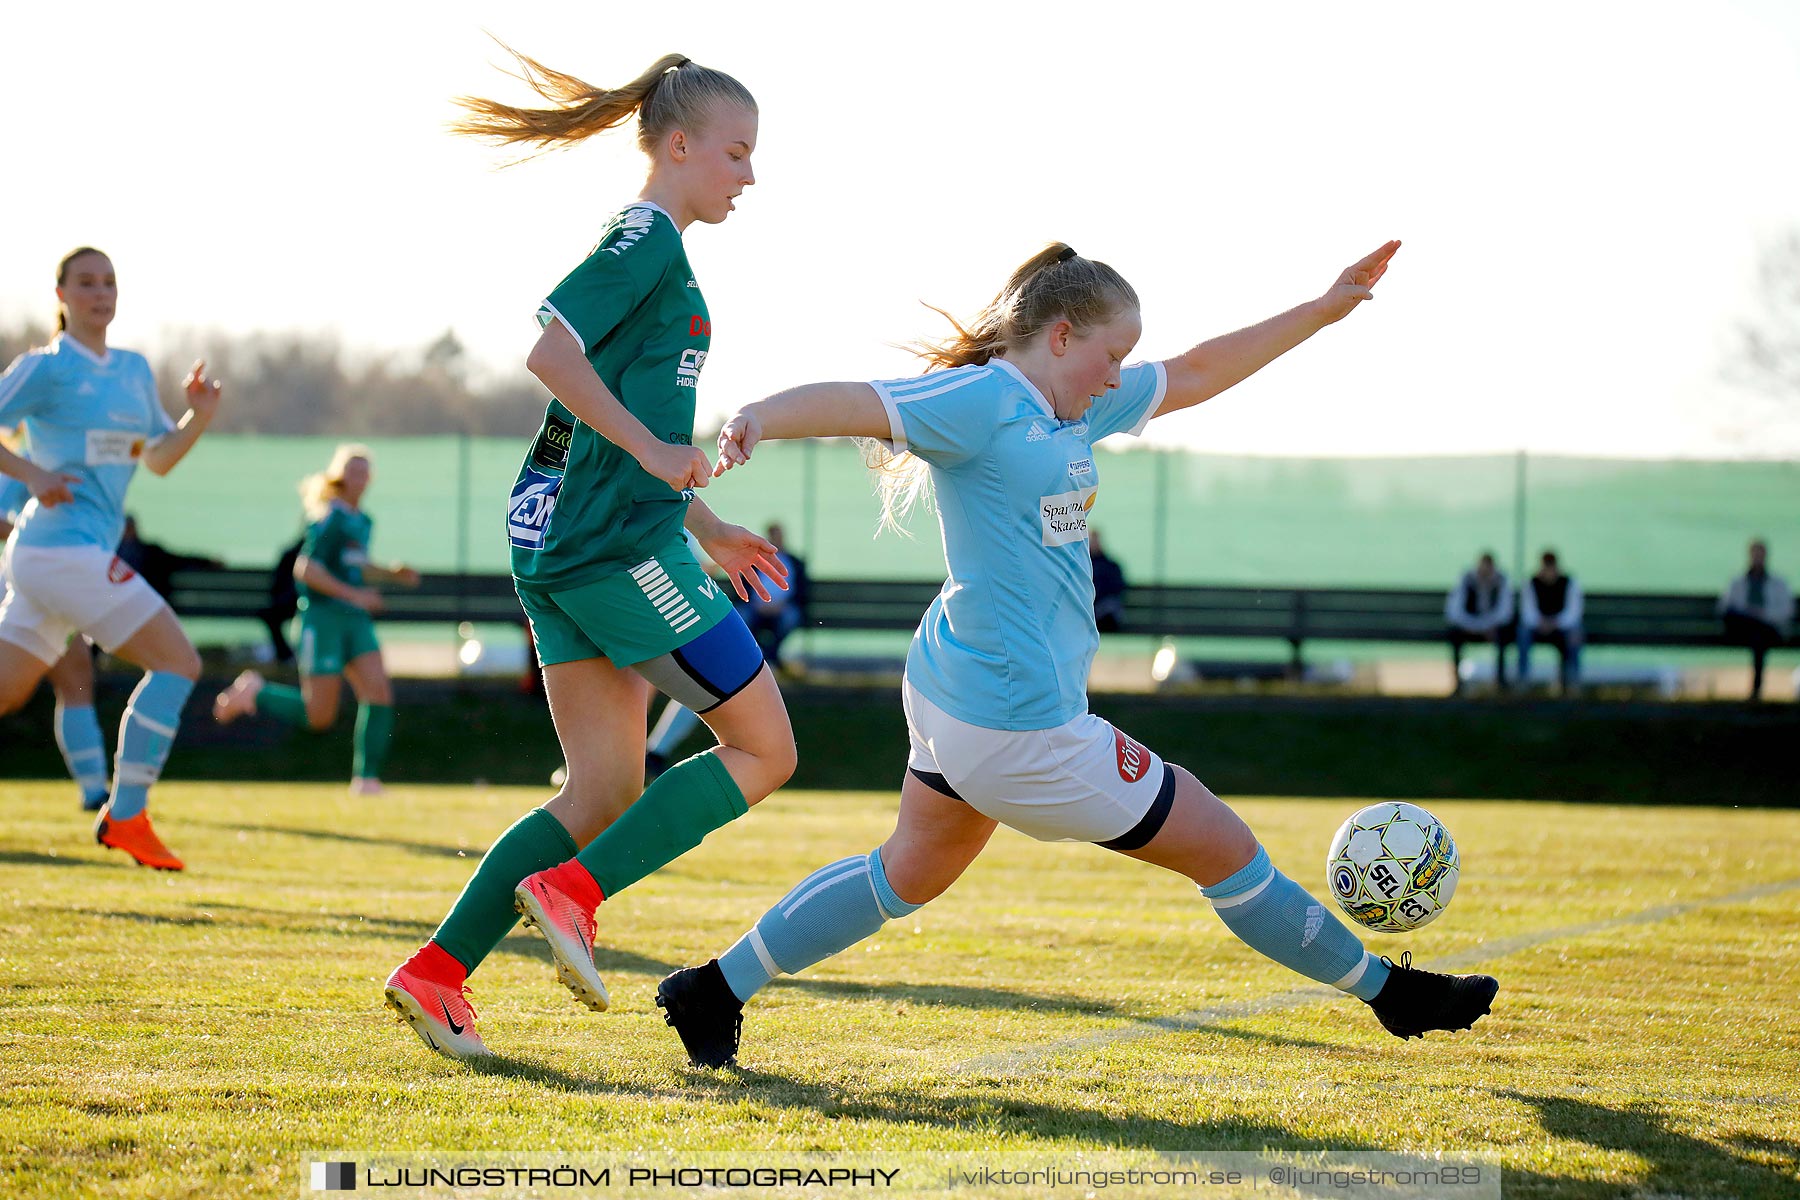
[648,701,702,760]
[107,672,194,821]
[718,847,921,1003]
[54,703,110,808]
[1201,844,1390,1001]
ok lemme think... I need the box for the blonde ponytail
[864,244,1140,536]
[859,441,935,539]
[452,45,755,157]
[909,243,1138,369]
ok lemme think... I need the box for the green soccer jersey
[508,202,711,591]
[298,501,373,613]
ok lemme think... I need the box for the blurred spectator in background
[1444,551,1515,693]
[116,512,224,603]
[1718,537,1793,701]
[1519,549,1583,693]
[738,522,807,669]
[1090,527,1128,633]
[256,531,305,665]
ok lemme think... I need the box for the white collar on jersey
[989,357,1055,420]
[629,199,676,224]
[53,332,112,367]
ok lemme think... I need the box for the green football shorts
[297,605,382,676]
[518,538,737,669]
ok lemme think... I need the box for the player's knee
[764,732,797,789]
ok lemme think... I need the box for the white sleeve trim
[0,352,46,413]
[1125,361,1168,437]
[535,299,585,352]
[869,380,910,454]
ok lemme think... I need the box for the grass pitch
[2,781,1797,1199]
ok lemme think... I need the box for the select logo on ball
[1325,801,1461,933]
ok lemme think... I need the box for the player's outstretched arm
[143,360,222,476]
[1154,240,1398,419]
[527,321,713,494]
[714,382,888,475]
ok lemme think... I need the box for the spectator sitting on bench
[1718,537,1793,701]
[1519,549,1583,693]
[1444,551,1515,693]
[116,512,224,604]
[1089,527,1128,633]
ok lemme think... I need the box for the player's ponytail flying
[867,244,1141,533]
[451,46,756,156]
[910,243,1138,370]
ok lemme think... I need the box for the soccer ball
[1325,802,1459,933]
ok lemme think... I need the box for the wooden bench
[167,569,1795,668]
[167,567,528,625]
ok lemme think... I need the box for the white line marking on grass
[953,875,1800,1077]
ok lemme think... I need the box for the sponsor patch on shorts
[107,556,137,584]
[1114,729,1149,783]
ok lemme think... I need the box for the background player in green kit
[382,49,798,1059]
[213,444,415,795]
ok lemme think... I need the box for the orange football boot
[94,806,185,871]
[384,942,489,1059]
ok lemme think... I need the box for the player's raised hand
[183,359,223,418]
[714,410,764,476]
[639,441,712,494]
[29,465,81,507]
[699,522,790,603]
[1316,240,1400,325]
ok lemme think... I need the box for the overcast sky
[4,0,1798,457]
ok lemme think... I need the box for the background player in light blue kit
[0,247,222,871]
[0,460,111,811]
[657,239,1500,1066]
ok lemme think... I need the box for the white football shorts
[902,676,1175,847]
[0,542,166,666]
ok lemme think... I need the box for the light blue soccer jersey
[0,336,171,551]
[0,474,27,524]
[873,357,1165,730]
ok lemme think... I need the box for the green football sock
[255,682,309,727]
[354,703,394,779]
[431,807,578,974]
[574,752,748,899]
